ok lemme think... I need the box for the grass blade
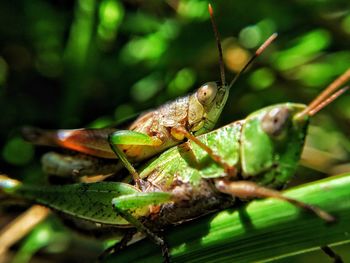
[105,173,350,262]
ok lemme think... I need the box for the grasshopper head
[188,81,229,135]
[240,103,309,188]
[187,33,278,135]
[188,7,278,136]
[240,68,349,187]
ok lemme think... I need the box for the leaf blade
[105,173,350,262]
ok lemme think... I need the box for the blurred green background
[0,0,350,262]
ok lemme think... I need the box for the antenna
[208,4,225,86]
[208,4,277,89]
[228,32,278,89]
[308,86,348,116]
[297,68,350,118]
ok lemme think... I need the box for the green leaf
[105,173,350,262]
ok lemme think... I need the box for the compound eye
[261,107,290,137]
[197,82,218,106]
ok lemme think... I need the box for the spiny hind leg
[113,209,170,263]
[41,152,124,181]
[320,246,343,263]
[112,192,173,262]
[214,179,335,222]
[171,126,236,177]
[108,130,163,188]
[99,228,137,260]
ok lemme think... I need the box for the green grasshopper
[22,5,277,187]
[1,69,349,261]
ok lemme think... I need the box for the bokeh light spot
[159,20,179,40]
[296,63,334,87]
[131,74,162,102]
[274,29,331,71]
[249,68,275,90]
[239,26,262,49]
[257,19,277,37]
[121,33,167,64]
[3,137,34,166]
[167,68,196,96]
[177,0,208,20]
[98,0,124,42]
[100,0,122,26]
[223,41,250,73]
[88,117,115,128]
[114,104,135,121]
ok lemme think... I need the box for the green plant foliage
[105,174,350,262]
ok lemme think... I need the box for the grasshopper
[22,5,277,187]
[1,69,349,261]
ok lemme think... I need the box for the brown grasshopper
[22,5,277,188]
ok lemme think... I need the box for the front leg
[108,130,163,188]
[171,126,237,177]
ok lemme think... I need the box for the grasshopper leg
[320,246,344,263]
[108,130,163,188]
[112,192,173,262]
[171,126,237,177]
[99,228,137,260]
[215,179,336,223]
[41,152,124,180]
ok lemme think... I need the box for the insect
[22,5,277,187]
[1,68,349,262]
[0,5,277,257]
